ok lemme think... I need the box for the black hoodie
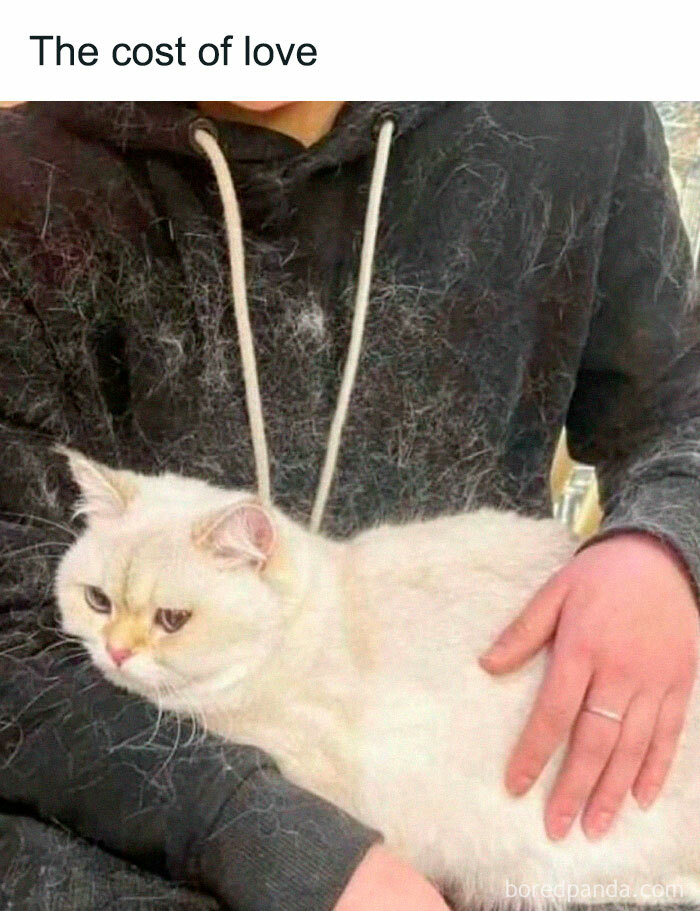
[0,101,697,911]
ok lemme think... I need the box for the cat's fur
[55,449,700,909]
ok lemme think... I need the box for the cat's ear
[55,445,136,519]
[192,501,276,570]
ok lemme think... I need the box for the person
[0,100,698,911]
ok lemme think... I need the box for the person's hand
[334,844,450,911]
[480,532,699,841]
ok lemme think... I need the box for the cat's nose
[107,644,133,667]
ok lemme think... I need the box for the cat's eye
[84,585,112,614]
[155,608,192,633]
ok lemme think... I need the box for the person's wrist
[333,844,450,910]
[580,529,698,605]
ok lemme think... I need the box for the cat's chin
[95,661,155,697]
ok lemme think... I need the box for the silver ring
[584,705,623,723]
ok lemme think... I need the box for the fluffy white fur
[55,450,700,909]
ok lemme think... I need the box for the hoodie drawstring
[193,118,394,532]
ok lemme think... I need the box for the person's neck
[196,101,345,148]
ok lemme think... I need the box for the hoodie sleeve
[565,102,700,594]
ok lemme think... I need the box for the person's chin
[233,101,291,112]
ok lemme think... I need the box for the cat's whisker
[0,645,36,664]
[52,649,91,672]
[2,511,77,540]
[49,628,85,646]
[154,658,190,682]
[77,677,104,696]
[0,631,82,660]
[2,541,69,559]
[141,686,167,749]
[156,679,206,748]
[176,691,206,746]
[29,636,85,661]
[136,686,186,774]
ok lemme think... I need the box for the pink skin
[480,531,699,841]
[107,644,133,667]
[232,101,291,112]
[334,844,450,911]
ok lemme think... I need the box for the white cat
[55,448,700,909]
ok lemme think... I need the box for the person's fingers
[480,573,568,674]
[633,686,690,809]
[581,692,659,839]
[545,678,633,840]
[505,644,591,796]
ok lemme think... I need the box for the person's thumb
[479,573,567,674]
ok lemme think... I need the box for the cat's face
[55,449,286,710]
